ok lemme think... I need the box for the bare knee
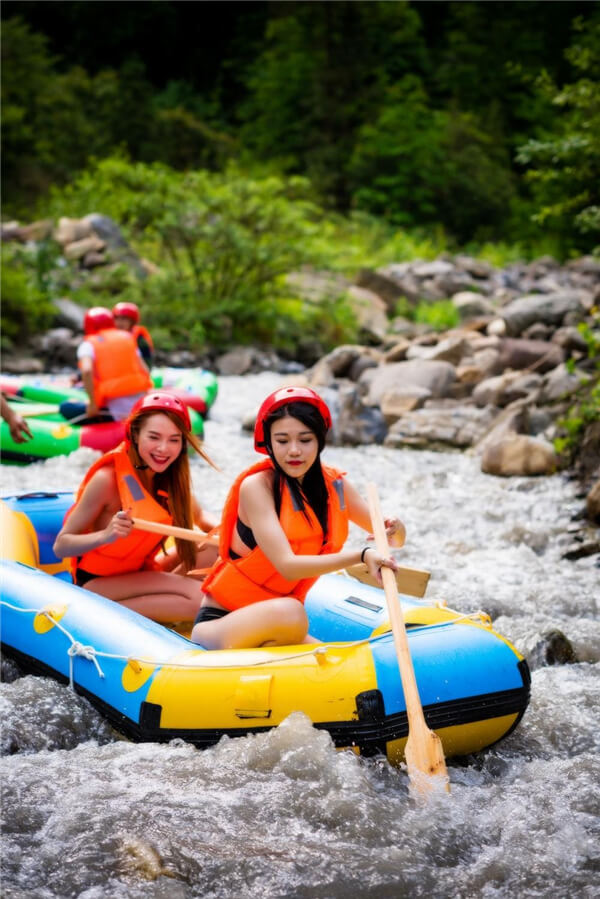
[261,598,308,643]
[191,597,309,649]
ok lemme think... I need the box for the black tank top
[229,517,257,560]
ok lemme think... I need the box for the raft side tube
[0,562,188,720]
[2,492,74,566]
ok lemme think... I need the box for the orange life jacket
[202,459,349,610]
[132,324,154,352]
[80,328,152,407]
[67,444,172,578]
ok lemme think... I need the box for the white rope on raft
[67,641,105,688]
[0,601,492,686]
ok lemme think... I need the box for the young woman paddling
[53,391,219,622]
[191,386,405,650]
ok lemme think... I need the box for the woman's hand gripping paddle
[367,483,450,797]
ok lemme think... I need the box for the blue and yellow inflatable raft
[0,492,530,765]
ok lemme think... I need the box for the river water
[1,372,599,898]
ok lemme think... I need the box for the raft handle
[15,492,61,500]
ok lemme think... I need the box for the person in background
[60,306,152,422]
[0,393,33,443]
[191,386,405,650]
[113,302,154,367]
[53,391,219,622]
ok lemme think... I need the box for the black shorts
[193,605,230,625]
[75,568,100,587]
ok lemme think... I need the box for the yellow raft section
[127,640,378,732]
[0,500,70,577]
[1,501,38,567]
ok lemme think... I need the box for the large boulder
[334,382,388,445]
[406,335,470,366]
[480,434,558,476]
[586,480,600,523]
[83,213,147,278]
[354,268,405,313]
[52,297,86,331]
[360,359,457,405]
[493,337,564,374]
[384,402,497,450]
[472,371,543,408]
[53,217,94,246]
[500,291,589,336]
[346,286,389,343]
[452,291,497,320]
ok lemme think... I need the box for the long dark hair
[263,401,329,537]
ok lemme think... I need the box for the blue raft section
[0,492,530,765]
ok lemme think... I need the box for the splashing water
[1,372,598,898]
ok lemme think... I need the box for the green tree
[348,76,446,226]
[238,1,426,206]
[1,18,146,210]
[1,17,58,205]
[516,15,600,254]
[349,77,515,241]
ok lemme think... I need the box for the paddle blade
[405,724,450,797]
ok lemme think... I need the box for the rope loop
[67,641,105,689]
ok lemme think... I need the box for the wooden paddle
[131,517,219,547]
[345,561,430,599]
[367,482,450,796]
[7,393,113,424]
[14,402,63,418]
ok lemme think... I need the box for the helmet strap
[130,439,149,470]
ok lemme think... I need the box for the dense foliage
[0,241,56,350]
[554,314,600,464]
[2,1,599,256]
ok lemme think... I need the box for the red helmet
[254,386,332,454]
[125,390,191,440]
[84,307,114,335]
[112,302,140,324]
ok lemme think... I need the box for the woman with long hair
[53,390,218,622]
[191,386,405,649]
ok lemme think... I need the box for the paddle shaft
[366,486,429,730]
[367,483,449,793]
[5,395,112,424]
[131,517,218,545]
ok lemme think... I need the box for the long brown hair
[127,409,218,572]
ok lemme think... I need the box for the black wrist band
[360,547,370,564]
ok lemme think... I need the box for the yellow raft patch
[34,604,68,634]
[122,658,157,692]
[144,641,378,730]
[50,423,73,439]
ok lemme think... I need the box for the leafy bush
[554,316,600,462]
[390,297,460,332]
[1,242,55,349]
[42,156,359,354]
[414,299,460,332]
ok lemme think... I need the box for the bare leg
[155,544,218,576]
[83,571,203,622]
[190,597,313,650]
